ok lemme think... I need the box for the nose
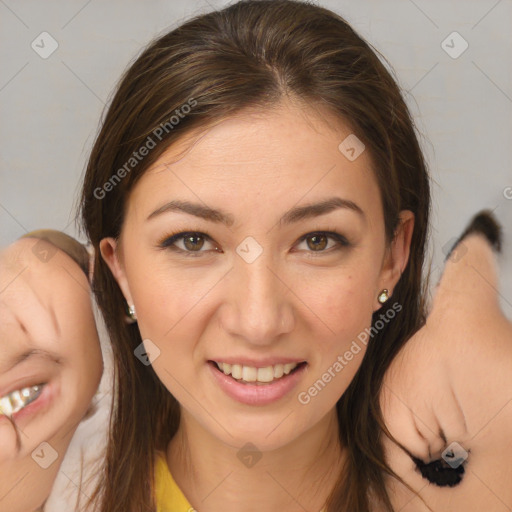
[220,255,295,347]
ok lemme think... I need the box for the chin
[212,421,305,452]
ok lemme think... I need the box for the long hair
[79,1,431,510]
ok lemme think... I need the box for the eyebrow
[1,348,62,374]
[146,196,366,226]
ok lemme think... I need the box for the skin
[0,237,103,512]
[380,232,512,511]
[101,99,414,512]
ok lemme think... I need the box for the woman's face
[0,238,103,512]
[101,100,413,451]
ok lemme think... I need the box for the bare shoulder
[379,212,512,511]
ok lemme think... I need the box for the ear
[374,210,415,311]
[99,237,134,306]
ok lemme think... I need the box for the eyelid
[296,230,350,246]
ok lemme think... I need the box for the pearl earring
[377,289,389,304]
[125,303,137,323]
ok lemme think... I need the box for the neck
[166,408,344,512]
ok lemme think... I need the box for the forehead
[127,102,381,223]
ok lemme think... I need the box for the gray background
[1,0,511,314]
[0,1,511,510]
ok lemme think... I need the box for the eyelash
[156,229,351,257]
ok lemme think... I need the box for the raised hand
[380,211,512,511]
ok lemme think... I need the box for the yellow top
[154,450,327,512]
[155,451,194,512]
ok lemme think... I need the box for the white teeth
[242,366,257,382]
[283,363,296,375]
[273,364,284,379]
[231,364,242,379]
[257,366,274,382]
[215,362,301,383]
[0,385,43,417]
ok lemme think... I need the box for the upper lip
[209,358,307,368]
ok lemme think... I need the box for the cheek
[133,270,217,342]
[302,269,376,341]
[60,306,103,393]
[295,275,375,409]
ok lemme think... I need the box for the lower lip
[0,380,57,424]
[207,361,307,406]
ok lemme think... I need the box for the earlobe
[99,237,133,305]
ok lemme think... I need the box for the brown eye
[294,231,350,254]
[183,234,205,251]
[306,234,328,251]
[158,231,219,256]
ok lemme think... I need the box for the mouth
[209,360,307,385]
[0,381,55,423]
[0,384,45,415]
[207,359,308,406]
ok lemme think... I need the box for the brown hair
[79,1,431,510]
